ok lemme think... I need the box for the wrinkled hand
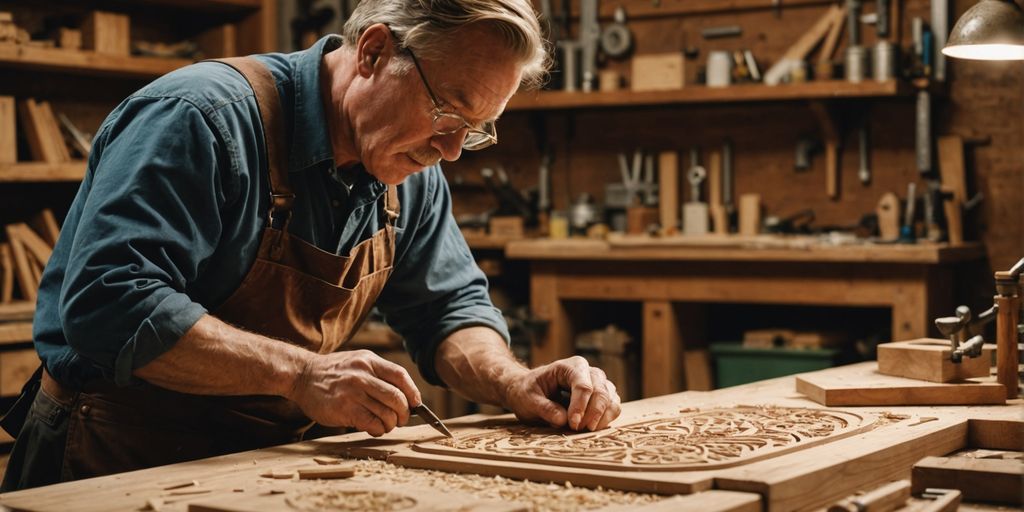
[505,356,622,431]
[288,349,422,437]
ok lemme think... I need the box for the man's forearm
[434,326,529,408]
[133,314,311,398]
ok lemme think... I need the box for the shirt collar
[289,35,342,172]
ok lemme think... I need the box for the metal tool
[899,182,917,242]
[931,0,948,81]
[600,6,632,59]
[412,404,454,438]
[579,0,601,92]
[558,40,581,92]
[916,90,932,174]
[876,0,890,37]
[701,25,742,39]
[934,305,993,362]
[858,122,870,184]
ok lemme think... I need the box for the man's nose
[431,130,465,162]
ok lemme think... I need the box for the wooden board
[937,136,966,246]
[5,225,37,302]
[877,339,992,383]
[410,406,875,472]
[795,364,1005,406]
[10,223,53,268]
[35,101,70,163]
[658,151,679,233]
[911,456,1022,505]
[603,490,761,511]
[0,95,14,163]
[17,99,56,163]
[189,483,529,512]
[0,322,33,345]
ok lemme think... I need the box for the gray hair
[341,0,549,90]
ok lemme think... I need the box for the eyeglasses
[405,48,498,151]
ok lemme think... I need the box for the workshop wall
[447,0,1023,276]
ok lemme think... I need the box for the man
[1,0,621,491]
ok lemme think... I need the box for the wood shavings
[908,416,938,426]
[159,479,198,490]
[346,459,663,511]
[163,488,211,497]
[259,469,296,479]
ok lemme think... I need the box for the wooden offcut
[738,194,761,235]
[631,53,685,92]
[877,339,992,383]
[876,193,901,241]
[57,28,82,50]
[5,225,37,301]
[911,456,1023,505]
[0,95,14,163]
[296,465,356,480]
[658,151,679,234]
[81,11,130,55]
[795,363,1005,406]
[937,136,967,246]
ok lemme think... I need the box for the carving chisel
[411,404,454,439]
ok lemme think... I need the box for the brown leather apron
[53,56,400,480]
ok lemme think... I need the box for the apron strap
[209,57,293,231]
[384,184,400,223]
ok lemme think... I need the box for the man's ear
[356,24,393,78]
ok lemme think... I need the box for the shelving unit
[0,44,190,79]
[0,162,87,182]
[508,80,912,111]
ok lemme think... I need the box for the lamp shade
[942,0,1024,60]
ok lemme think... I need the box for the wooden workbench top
[505,236,985,264]
[0,362,1017,512]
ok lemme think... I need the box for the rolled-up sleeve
[377,166,510,386]
[59,96,230,385]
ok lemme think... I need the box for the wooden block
[658,151,679,234]
[0,322,32,345]
[738,194,761,236]
[488,216,524,238]
[911,456,1022,505]
[877,192,901,241]
[631,53,685,92]
[36,101,70,163]
[0,243,12,303]
[795,363,1005,406]
[626,206,659,235]
[743,328,794,348]
[58,28,81,50]
[598,70,621,91]
[0,348,39,396]
[5,225,37,301]
[296,464,356,479]
[877,339,991,383]
[0,96,14,163]
[81,11,130,55]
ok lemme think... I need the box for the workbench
[505,237,986,397]
[0,362,1017,512]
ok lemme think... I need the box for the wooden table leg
[642,302,707,397]
[530,263,574,366]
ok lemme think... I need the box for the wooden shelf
[118,0,263,12]
[0,44,191,79]
[0,162,87,182]
[507,80,910,111]
[506,237,986,264]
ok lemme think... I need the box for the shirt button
[80,405,91,416]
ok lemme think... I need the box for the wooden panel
[795,364,1006,406]
[877,339,992,383]
[0,95,14,163]
[911,456,1022,505]
[0,348,38,396]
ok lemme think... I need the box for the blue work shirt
[34,35,509,390]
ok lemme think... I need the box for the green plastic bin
[709,343,840,388]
